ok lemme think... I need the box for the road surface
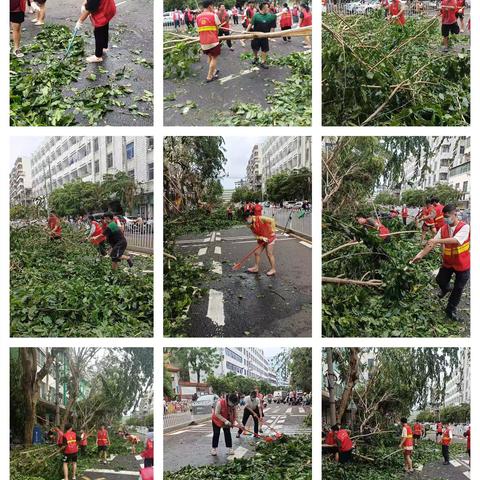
[164,31,310,126]
[175,225,312,337]
[81,453,145,480]
[418,455,470,480]
[164,403,311,473]
[18,0,153,125]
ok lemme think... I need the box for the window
[455,183,460,190]
[107,153,113,168]
[78,145,86,159]
[147,136,154,150]
[126,142,135,160]
[148,163,154,180]
[93,138,99,151]
[94,160,99,174]
[128,169,135,179]
[439,173,448,181]
[463,181,468,192]
[106,136,113,144]
[440,159,449,167]
[442,144,450,153]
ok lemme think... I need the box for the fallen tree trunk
[322,276,384,288]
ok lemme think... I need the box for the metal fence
[163,411,211,430]
[264,207,312,238]
[323,2,451,17]
[124,223,154,254]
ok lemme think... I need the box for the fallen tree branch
[322,240,362,259]
[322,276,384,288]
[351,430,396,440]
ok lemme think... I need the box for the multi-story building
[29,136,154,217]
[234,179,248,189]
[136,389,154,416]
[444,349,471,407]
[448,137,471,209]
[260,136,312,194]
[10,157,32,206]
[246,145,262,191]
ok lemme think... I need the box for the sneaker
[446,309,459,321]
[227,448,235,456]
[437,286,452,299]
[127,257,133,268]
[14,49,24,58]
[211,448,218,456]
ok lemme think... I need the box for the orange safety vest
[336,429,353,452]
[97,429,109,446]
[441,221,470,272]
[197,11,219,45]
[64,431,79,454]
[434,204,445,229]
[211,398,235,428]
[90,0,116,28]
[441,429,452,446]
[403,424,414,448]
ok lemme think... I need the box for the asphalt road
[18,0,153,125]
[418,456,470,480]
[164,29,310,126]
[81,453,145,480]
[164,403,311,473]
[175,225,312,337]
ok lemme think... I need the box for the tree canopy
[274,348,312,392]
[266,168,311,203]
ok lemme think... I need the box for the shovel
[232,243,265,270]
[62,27,79,61]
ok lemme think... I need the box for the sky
[221,136,266,189]
[263,347,287,361]
[10,137,44,168]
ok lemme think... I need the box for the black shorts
[251,38,269,52]
[10,12,25,24]
[413,434,420,439]
[144,457,154,468]
[456,12,464,19]
[62,453,77,463]
[111,239,127,262]
[98,445,108,452]
[442,23,460,37]
[339,449,353,463]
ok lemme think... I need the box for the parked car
[293,201,304,209]
[191,394,219,415]
[273,390,287,403]
[283,201,296,209]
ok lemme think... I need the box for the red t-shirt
[441,0,457,24]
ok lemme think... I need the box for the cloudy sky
[10,137,44,168]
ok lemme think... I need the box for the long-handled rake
[232,243,265,270]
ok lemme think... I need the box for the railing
[323,3,463,17]
[263,207,312,238]
[124,222,154,254]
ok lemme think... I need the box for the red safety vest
[280,10,293,28]
[251,216,276,243]
[422,206,435,226]
[466,428,470,450]
[211,398,235,428]
[441,0,457,24]
[218,11,230,31]
[90,0,116,28]
[402,207,408,218]
[90,220,106,245]
[141,438,154,459]
[434,204,445,229]
[403,424,414,448]
[336,429,353,452]
[197,11,219,45]
[441,222,470,272]
[10,0,26,13]
[325,431,336,445]
[232,7,238,15]
[441,429,452,446]
[48,216,62,236]
[414,423,422,435]
[140,467,154,480]
[389,0,406,25]
[456,0,465,13]
[97,429,109,446]
[377,222,390,240]
[245,6,256,26]
[64,431,79,454]
[79,433,88,446]
[56,431,64,446]
[185,10,193,21]
[299,10,312,27]
[437,422,443,433]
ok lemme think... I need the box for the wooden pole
[322,276,384,288]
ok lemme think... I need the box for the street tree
[231,187,263,203]
[274,348,312,392]
[401,185,462,207]
[169,348,222,383]
[266,168,312,203]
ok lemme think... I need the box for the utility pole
[326,348,337,426]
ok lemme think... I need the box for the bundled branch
[322,276,384,288]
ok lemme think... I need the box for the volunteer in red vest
[10,0,26,57]
[356,215,391,242]
[75,0,116,63]
[197,0,222,83]
[79,429,88,455]
[88,215,107,256]
[244,211,277,276]
[218,5,234,51]
[399,417,414,474]
[48,211,62,240]
[417,199,436,243]
[97,424,110,464]
[463,425,470,464]
[279,3,293,42]
[411,204,470,321]
[323,426,339,461]
[253,201,263,216]
[185,8,195,29]
[441,423,453,465]
[232,5,239,24]
[388,0,406,26]
[455,0,465,32]
[244,1,256,28]
[413,421,423,446]
[140,428,154,467]
[332,424,354,463]
[401,204,409,226]
[211,393,239,457]
[62,424,78,480]
[299,3,312,48]
[31,0,47,26]
[431,197,446,231]
[436,421,443,441]
[440,0,459,52]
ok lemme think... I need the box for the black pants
[80,445,86,455]
[212,422,232,448]
[281,25,291,41]
[233,15,238,24]
[218,29,232,48]
[144,457,153,467]
[403,217,407,225]
[442,445,450,463]
[94,23,109,58]
[339,449,353,463]
[436,267,470,312]
[239,408,259,434]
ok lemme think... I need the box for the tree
[169,348,222,383]
[102,172,142,215]
[231,187,263,203]
[401,184,462,207]
[374,191,399,206]
[326,348,337,426]
[274,348,312,393]
[266,168,312,203]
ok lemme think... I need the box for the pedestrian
[10,0,27,57]
[237,390,261,438]
[140,430,154,467]
[411,204,470,321]
[280,3,292,41]
[227,206,233,220]
[413,421,423,446]
[79,429,88,455]
[197,0,222,83]
[75,0,117,63]
[388,0,406,26]
[401,204,409,226]
[399,417,414,474]
[232,4,239,24]
[441,423,452,465]
[417,199,436,243]
[332,424,354,463]
[211,393,239,456]
[96,424,110,464]
[47,211,62,240]
[185,7,195,29]
[218,4,234,51]
[244,211,277,276]
[456,0,465,33]
[173,9,181,31]
[31,0,46,26]
[87,215,107,256]
[125,433,139,454]
[292,3,299,23]
[247,2,277,68]
[61,424,78,480]
[463,425,470,465]
[436,421,443,442]
[102,212,134,270]
[323,426,339,461]
[440,0,459,52]
[299,3,312,48]
[356,214,391,242]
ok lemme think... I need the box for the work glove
[224,421,231,427]
[75,20,84,30]
[260,236,269,243]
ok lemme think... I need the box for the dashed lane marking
[210,232,216,242]
[286,408,292,414]
[212,260,223,275]
[300,241,312,248]
[299,407,305,413]
[214,246,222,254]
[219,67,260,84]
[207,289,225,326]
[167,429,189,435]
[451,460,461,467]
[203,237,210,243]
[464,471,470,478]
[197,261,204,267]
[198,247,208,256]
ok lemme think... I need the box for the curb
[163,416,211,434]
[277,226,312,243]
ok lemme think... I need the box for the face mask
[445,217,455,226]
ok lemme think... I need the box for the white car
[353,0,381,14]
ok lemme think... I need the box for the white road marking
[204,433,213,438]
[277,419,285,424]
[450,460,461,467]
[135,455,143,461]
[207,289,225,326]
[203,237,210,243]
[84,470,139,476]
[463,471,470,478]
[299,407,305,413]
[212,260,223,275]
[286,408,292,414]
[198,247,208,256]
[210,232,216,242]
[214,246,222,254]
[219,67,260,84]
[300,241,312,248]
[230,446,249,460]
[216,231,221,235]
[197,261,204,267]
[167,429,189,435]
[116,0,128,5]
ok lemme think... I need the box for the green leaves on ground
[10,225,153,337]
[165,435,312,479]
[164,33,201,79]
[322,12,470,126]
